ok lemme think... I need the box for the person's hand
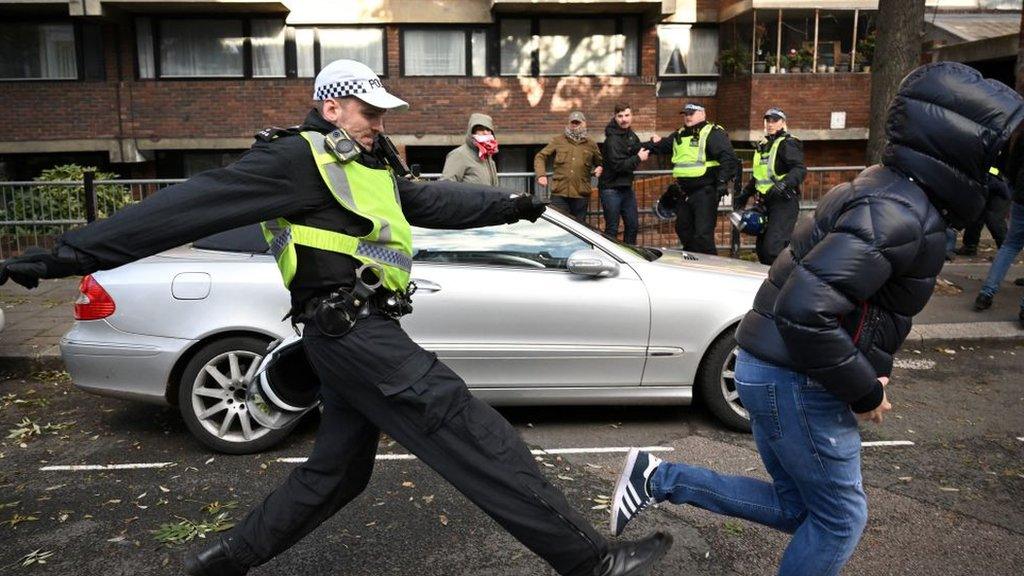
[856,377,892,424]
[537,175,549,188]
[732,192,751,210]
[513,194,547,223]
[650,135,662,144]
[594,166,603,178]
[637,148,650,162]
[0,247,79,290]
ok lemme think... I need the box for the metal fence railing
[1,167,864,260]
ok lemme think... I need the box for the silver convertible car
[60,210,766,454]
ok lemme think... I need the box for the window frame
[292,25,388,78]
[654,23,721,79]
[496,15,641,78]
[0,19,86,82]
[399,25,491,78]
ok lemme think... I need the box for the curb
[0,353,66,375]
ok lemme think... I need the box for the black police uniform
[648,121,740,254]
[738,131,807,265]
[18,109,612,576]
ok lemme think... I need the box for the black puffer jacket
[736,62,1024,413]
[599,118,643,189]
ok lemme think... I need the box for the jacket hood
[465,112,495,137]
[882,62,1024,228]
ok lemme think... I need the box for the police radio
[374,133,415,179]
[324,129,361,163]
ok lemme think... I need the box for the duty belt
[298,264,416,336]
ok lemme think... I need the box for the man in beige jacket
[534,111,603,222]
[442,112,499,186]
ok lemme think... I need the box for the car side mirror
[567,249,619,277]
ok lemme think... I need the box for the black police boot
[1018,308,1024,329]
[955,244,978,256]
[594,531,673,576]
[184,536,248,576]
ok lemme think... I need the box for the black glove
[0,246,83,290]
[513,194,547,223]
[732,191,751,210]
[768,182,795,202]
[715,181,729,198]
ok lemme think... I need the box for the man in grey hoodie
[442,112,499,186]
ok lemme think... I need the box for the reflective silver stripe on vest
[306,131,393,243]
[674,162,704,169]
[268,227,291,258]
[356,241,412,272]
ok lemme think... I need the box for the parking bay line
[276,446,678,465]
[39,462,175,471]
[863,440,915,447]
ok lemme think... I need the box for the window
[136,16,291,79]
[0,23,77,80]
[658,25,718,77]
[402,29,487,76]
[500,17,639,77]
[311,27,385,76]
[412,219,591,270]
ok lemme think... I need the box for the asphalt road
[1,341,1022,575]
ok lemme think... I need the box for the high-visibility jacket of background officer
[739,130,807,205]
[647,120,740,193]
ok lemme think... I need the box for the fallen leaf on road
[557,475,574,481]
[439,514,449,526]
[939,487,960,492]
[401,481,415,488]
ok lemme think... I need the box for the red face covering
[473,134,499,160]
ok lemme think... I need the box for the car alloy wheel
[697,331,751,432]
[178,336,298,454]
[190,349,272,445]
[718,346,749,422]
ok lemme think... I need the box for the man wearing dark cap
[734,108,807,265]
[0,59,672,576]
[535,111,603,222]
[647,103,740,254]
[610,62,1024,576]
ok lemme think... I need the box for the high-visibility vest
[752,135,790,195]
[989,166,1000,176]
[671,123,720,178]
[260,130,414,293]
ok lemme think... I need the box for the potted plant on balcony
[766,54,777,74]
[857,31,875,73]
[778,54,790,74]
[787,48,801,73]
[799,47,814,73]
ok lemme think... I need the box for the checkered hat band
[315,80,374,100]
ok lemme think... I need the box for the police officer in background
[734,108,807,265]
[0,60,671,576]
[648,103,740,254]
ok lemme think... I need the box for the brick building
[0,0,1019,181]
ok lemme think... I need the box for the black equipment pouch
[309,264,383,337]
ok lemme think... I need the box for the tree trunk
[866,0,926,165]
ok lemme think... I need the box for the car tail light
[74,275,116,320]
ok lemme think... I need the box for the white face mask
[473,134,495,143]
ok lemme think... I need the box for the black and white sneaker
[610,448,662,536]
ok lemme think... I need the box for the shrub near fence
[0,167,863,260]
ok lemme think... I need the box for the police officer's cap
[314,59,409,111]
[681,103,706,115]
[764,108,787,121]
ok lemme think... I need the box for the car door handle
[412,278,441,293]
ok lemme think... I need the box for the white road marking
[862,440,915,447]
[277,446,676,465]
[1016,437,1024,442]
[893,358,936,370]
[39,462,174,471]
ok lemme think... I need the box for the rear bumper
[60,321,193,405]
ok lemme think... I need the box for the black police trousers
[755,195,800,266]
[962,192,1010,249]
[674,182,719,255]
[227,312,608,575]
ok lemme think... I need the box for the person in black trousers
[0,59,671,576]
[733,108,807,265]
[647,103,740,254]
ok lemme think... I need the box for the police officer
[648,103,740,254]
[0,60,672,576]
[734,108,807,265]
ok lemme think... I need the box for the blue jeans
[650,350,867,576]
[550,194,589,223]
[980,200,1024,309]
[599,187,639,244]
